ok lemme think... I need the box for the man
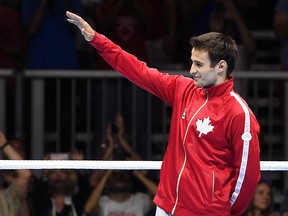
[84,170,157,216]
[39,169,79,216]
[0,132,32,216]
[29,158,90,216]
[66,11,260,216]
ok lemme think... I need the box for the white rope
[0,160,287,171]
[0,160,162,170]
[0,160,288,171]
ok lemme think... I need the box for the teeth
[191,72,202,80]
[191,73,197,79]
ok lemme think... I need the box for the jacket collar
[202,76,234,98]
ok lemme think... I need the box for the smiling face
[190,48,227,88]
[253,182,272,211]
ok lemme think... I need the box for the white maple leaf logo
[196,117,214,137]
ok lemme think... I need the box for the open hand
[66,11,95,41]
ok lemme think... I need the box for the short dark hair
[190,32,238,75]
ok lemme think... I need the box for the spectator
[93,0,153,132]
[209,0,256,99]
[29,150,91,216]
[0,131,32,216]
[100,113,143,162]
[90,113,142,188]
[0,0,25,70]
[94,0,152,69]
[144,0,177,68]
[106,113,141,161]
[2,135,41,216]
[174,0,209,67]
[30,168,89,216]
[209,0,256,71]
[175,0,255,71]
[84,114,157,216]
[21,0,81,69]
[0,0,26,135]
[84,170,157,216]
[8,137,27,159]
[274,0,288,71]
[21,0,83,150]
[242,179,278,216]
[85,113,157,216]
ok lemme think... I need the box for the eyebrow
[192,60,203,65]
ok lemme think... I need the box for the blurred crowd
[0,114,159,216]
[0,0,285,72]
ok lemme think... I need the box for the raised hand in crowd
[0,131,32,216]
[84,170,157,216]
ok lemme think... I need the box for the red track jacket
[90,32,261,216]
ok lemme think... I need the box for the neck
[53,195,65,213]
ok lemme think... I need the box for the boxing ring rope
[0,160,287,171]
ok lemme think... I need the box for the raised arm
[133,171,158,208]
[133,171,158,197]
[0,132,32,198]
[115,114,141,160]
[84,170,112,214]
[66,11,184,107]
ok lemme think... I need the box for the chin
[194,81,203,87]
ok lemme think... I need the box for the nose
[190,63,196,74]
[263,193,271,200]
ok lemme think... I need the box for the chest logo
[196,117,214,137]
[182,108,187,119]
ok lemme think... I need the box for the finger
[66,11,78,19]
[67,18,76,24]
[67,11,83,22]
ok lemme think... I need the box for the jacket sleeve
[89,31,182,106]
[229,111,261,216]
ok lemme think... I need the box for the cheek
[253,195,269,208]
[206,69,218,79]
[253,196,261,204]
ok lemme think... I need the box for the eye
[194,62,203,67]
[191,60,203,68]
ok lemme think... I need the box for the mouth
[191,72,201,80]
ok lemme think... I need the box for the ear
[217,60,228,77]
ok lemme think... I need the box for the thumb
[81,28,87,36]
[81,28,94,42]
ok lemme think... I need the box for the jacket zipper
[172,90,209,214]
